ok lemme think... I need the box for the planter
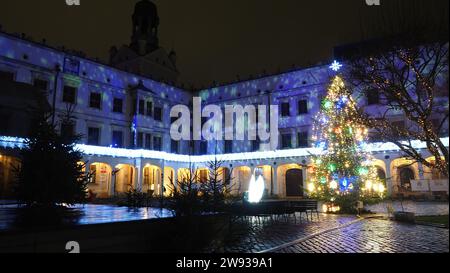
[393,211,416,223]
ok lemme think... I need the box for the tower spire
[130,0,160,55]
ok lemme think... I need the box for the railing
[411,179,449,193]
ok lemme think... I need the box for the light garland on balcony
[0,135,448,163]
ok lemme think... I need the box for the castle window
[89,92,102,109]
[112,130,123,148]
[153,136,162,151]
[281,134,292,149]
[137,132,144,148]
[113,98,123,113]
[62,86,77,104]
[138,99,145,115]
[298,100,308,115]
[171,140,179,154]
[146,101,153,117]
[224,140,233,154]
[199,141,207,155]
[281,102,290,117]
[145,134,152,149]
[298,131,309,148]
[154,106,162,121]
[87,127,100,146]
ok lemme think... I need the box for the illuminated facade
[0,29,448,199]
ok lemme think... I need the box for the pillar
[134,158,143,192]
[271,164,278,196]
[384,157,393,196]
[110,170,117,197]
[172,168,178,193]
[302,160,308,195]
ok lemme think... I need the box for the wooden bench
[289,200,319,221]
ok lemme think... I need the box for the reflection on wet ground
[0,203,173,231]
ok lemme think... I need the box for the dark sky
[0,0,448,88]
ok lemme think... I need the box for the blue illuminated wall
[0,31,448,156]
[0,32,192,154]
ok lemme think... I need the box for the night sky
[0,0,447,88]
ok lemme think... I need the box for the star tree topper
[329,60,343,72]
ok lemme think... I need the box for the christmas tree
[307,75,385,213]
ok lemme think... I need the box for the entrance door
[286,169,304,197]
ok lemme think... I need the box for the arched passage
[219,167,232,186]
[114,164,136,194]
[178,168,191,182]
[232,166,252,194]
[0,154,20,198]
[391,158,419,195]
[88,162,112,198]
[142,164,161,196]
[196,168,209,184]
[286,169,304,197]
[164,167,175,197]
[278,164,304,198]
[398,166,415,191]
[376,166,386,181]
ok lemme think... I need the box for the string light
[307,76,389,202]
[0,135,448,164]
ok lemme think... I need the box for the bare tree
[344,0,449,177]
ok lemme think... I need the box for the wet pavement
[0,203,173,231]
[218,214,449,253]
[275,218,449,253]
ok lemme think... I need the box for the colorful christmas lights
[308,76,386,201]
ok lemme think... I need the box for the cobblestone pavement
[218,214,449,253]
[219,213,357,253]
[275,218,449,253]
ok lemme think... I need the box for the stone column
[134,158,143,192]
[172,168,178,193]
[302,160,308,195]
[271,164,278,196]
[110,171,117,197]
[384,157,393,196]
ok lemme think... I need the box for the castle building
[0,1,448,200]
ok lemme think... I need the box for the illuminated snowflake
[329,60,342,72]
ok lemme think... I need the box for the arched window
[399,166,415,191]
[376,167,386,180]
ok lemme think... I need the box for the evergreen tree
[14,101,89,207]
[307,76,385,213]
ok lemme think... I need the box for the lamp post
[51,64,62,126]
